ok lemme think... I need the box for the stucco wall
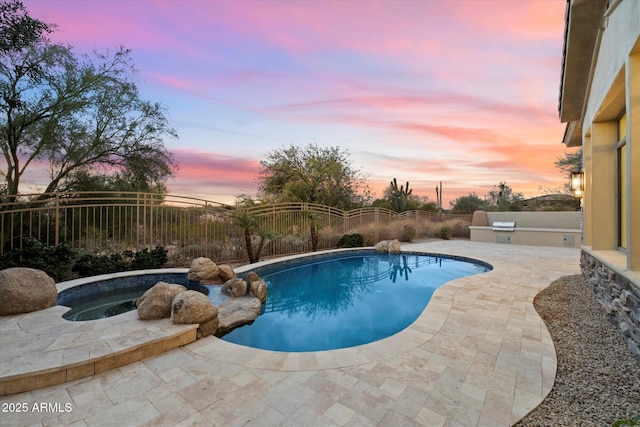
[470,211,582,247]
[584,0,640,125]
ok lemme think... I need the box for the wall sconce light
[570,171,584,198]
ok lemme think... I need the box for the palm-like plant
[307,212,322,251]
[254,228,275,263]
[232,211,275,263]
[232,211,259,263]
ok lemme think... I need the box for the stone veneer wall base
[581,251,640,364]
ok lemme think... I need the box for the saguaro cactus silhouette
[390,178,412,212]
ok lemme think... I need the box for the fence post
[136,193,141,251]
[204,201,209,258]
[375,208,379,242]
[343,209,348,234]
[55,192,60,246]
[148,193,153,250]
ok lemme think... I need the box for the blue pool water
[222,251,491,352]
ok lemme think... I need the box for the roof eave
[562,121,582,147]
[558,0,609,124]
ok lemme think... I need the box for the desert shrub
[449,220,470,238]
[613,414,640,426]
[378,224,395,241]
[439,226,450,240]
[402,224,416,242]
[0,238,77,281]
[336,233,364,248]
[72,247,168,277]
[275,235,305,254]
[129,247,168,270]
[347,224,377,246]
[362,229,377,246]
[72,253,128,277]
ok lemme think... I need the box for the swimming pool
[222,250,491,352]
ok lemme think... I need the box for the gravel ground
[514,274,640,426]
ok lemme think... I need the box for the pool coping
[1,248,388,395]
[0,241,582,426]
[0,307,199,396]
[0,247,493,396]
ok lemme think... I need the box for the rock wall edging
[581,251,640,364]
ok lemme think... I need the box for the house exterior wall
[584,0,639,125]
[580,0,639,273]
[561,0,640,361]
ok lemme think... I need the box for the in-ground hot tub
[56,270,222,321]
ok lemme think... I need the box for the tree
[486,181,524,211]
[1,0,51,53]
[555,148,582,193]
[449,192,486,214]
[555,148,582,175]
[60,167,168,194]
[1,1,177,202]
[258,143,370,209]
[374,187,436,212]
[371,198,392,210]
[415,196,438,212]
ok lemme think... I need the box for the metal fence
[0,192,471,265]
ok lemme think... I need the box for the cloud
[20,0,570,208]
[166,150,261,204]
[450,0,566,41]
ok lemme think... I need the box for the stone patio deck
[0,241,580,426]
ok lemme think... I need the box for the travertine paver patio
[0,241,580,426]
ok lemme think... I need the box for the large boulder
[249,279,267,303]
[215,297,262,335]
[136,282,186,319]
[218,264,236,282]
[245,271,260,284]
[187,257,219,283]
[374,241,389,253]
[388,239,401,253]
[171,290,219,338]
[374,239,401,254]
[197,317,220,339]
[171,290,218,323]
[221,278,248,298]
[0,268,57,315]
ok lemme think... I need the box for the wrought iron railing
[0,192,471,265]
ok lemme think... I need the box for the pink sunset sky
[20,0,573,207]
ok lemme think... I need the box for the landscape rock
[388,239,401,253]
[196,317,220,339]
[187,257,219,283]
[215,297,262,335]
[221,277,248,297]
[374,239,401,253]
[136,282,187,319]
[0,268,57,315]
[249,279,267,303]
[171,290,218,326]
[218,264,236,282]
[374,241,389,253]
[245,271,260,284]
